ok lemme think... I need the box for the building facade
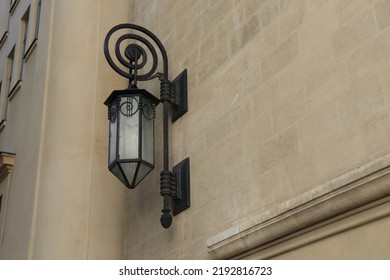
[0,0,130,259]
[1,0,390,259]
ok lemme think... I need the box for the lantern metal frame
[104,89,160,189]
[103,23,190,229]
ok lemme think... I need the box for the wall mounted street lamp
[103,24,190,229]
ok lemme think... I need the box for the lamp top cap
[104,88,160,106]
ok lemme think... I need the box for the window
[0,184,5,245]
[35,0,42,39]
[10,0,19,14]
[0,194,3,244]
[23,0,41,60]
[7,47,15,94]
[7,45,21,98]
[18,7,30,81]
[0,195,2,222]
[22,7,30,56]
[0,1,10,47]
[0,81,6,130]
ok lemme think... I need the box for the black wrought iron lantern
[103,23,190,229]
[104,89,159,189]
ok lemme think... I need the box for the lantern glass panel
[110,164,126,185]
[118,96,139,160]
[135,164,152,186]
[141,97,154,164]
[104,88,159,189]
[108,101,118,165]
[120,162,138,186]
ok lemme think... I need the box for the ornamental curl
[103,23,169,86]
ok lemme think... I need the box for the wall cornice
[207,154,390,259]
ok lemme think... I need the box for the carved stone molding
[0,152,16,181]
[207,154,390,259]
[0,151,15,245]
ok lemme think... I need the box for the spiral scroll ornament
[104,23,169,87]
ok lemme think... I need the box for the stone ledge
[241,197,390,259]
[207,153,390,259]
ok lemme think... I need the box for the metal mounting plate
[172,157,190,215]
[172,69,188,122]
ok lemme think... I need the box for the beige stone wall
[0,0,130,259]
[3,0,388,260]
[31,0,130,260]
[124,0,390,259]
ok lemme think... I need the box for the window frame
[7,46,15,95]
[22,7,30,56]
[9,0,20,14]
[0,0,11,48]
[0,81,6,131]
[23,0,41,61]
[7,45,22,99]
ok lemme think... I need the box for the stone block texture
[124,0,390,259]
